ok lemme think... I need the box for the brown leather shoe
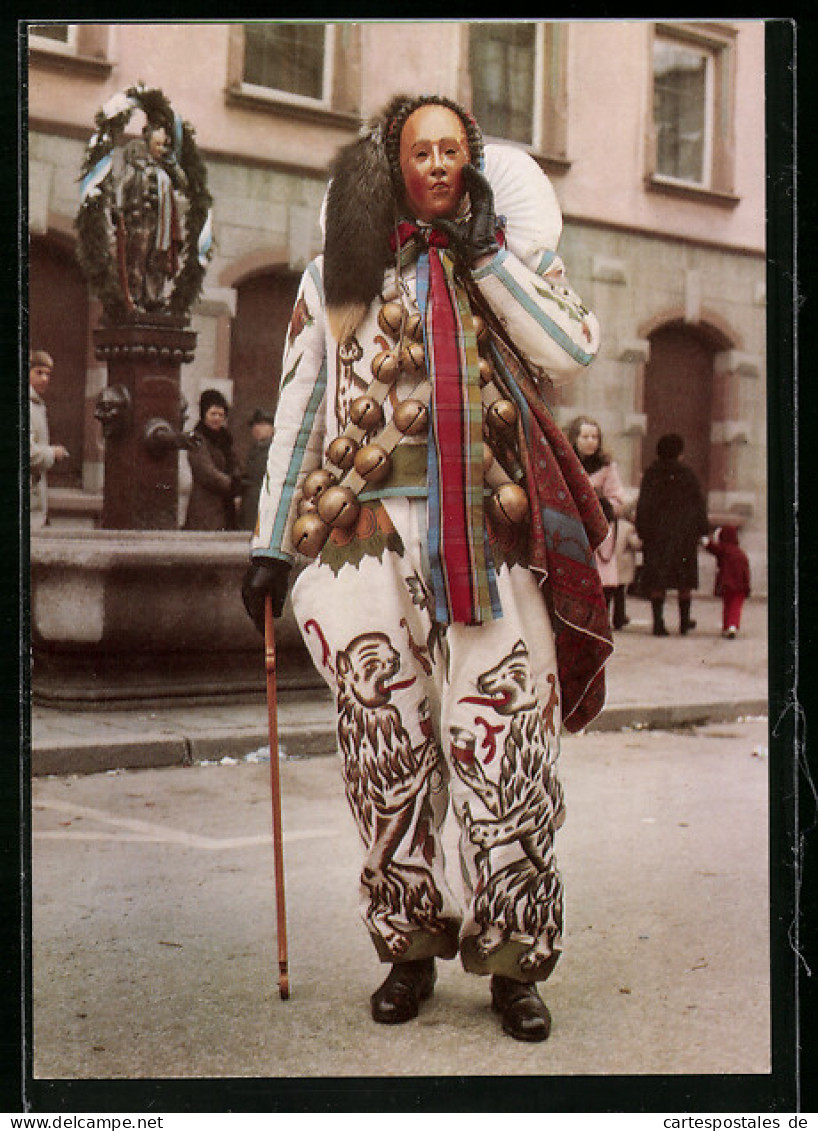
[490,974,552,1042]
[370,958,436,1024]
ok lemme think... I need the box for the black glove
[432,164,500,266]
[241,558,292,634]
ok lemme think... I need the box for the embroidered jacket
[252,244,600,564]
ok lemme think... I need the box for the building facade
[26,20,767,584]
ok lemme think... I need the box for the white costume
[251,146,602,980]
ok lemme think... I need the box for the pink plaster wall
[557,21,765,250]
[28,20,766,251]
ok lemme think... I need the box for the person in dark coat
[183,389,241,531]
[238,408,275,531]
[635,433,709,636]
[704,524,751,638]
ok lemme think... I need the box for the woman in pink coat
[567,416,625,624]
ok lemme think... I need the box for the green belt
[358,443,428,500]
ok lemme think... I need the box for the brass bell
[317,484,361,529]
[378,301,404,338]
[487,483,530,527]
[478,356,494,385]
[292,512,331,557]
[400,341,426,375]
[349,395,384,432]
[486,398,519,437]
[472,314,489,346]
[302,467,337,501]
[406,312,424,342]
[297,497,318,516]
[393,398,429,436]
[371,350,401,386]
[381,280,400,302]
[326,435,359,471]
[354,443,393,484]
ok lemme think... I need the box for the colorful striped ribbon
[403,225,500,625]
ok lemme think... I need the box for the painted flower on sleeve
[287,296,314,350]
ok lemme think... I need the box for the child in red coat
[705,525,751,638]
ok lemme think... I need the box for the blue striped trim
[267,359,327,554]
[476,255,595,367]
[253,549,293,564]
[307,260,325,307]
[471,246,508,279]
[535,249,557,275]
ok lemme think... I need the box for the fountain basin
[29,529,320,708]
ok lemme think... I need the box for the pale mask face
[576,423,601,458]
[398,104,471,223]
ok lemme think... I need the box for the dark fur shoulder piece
[323,129,398,333]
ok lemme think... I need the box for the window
[242,23,334,106]
[29,23,75,47]
[653,38,712,185]
[468,22,568,166]
[227,23,360,125]
[470,23,537,145]
[648,23,738,204]
[27,23,112,73]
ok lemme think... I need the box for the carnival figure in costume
[242,94,613,1042]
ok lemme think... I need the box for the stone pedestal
[94,319,196,530]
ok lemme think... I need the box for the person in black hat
[239,408,276,531]
[635,433,709,635]
[183,388,241,531]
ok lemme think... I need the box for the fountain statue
[30,86,315,708]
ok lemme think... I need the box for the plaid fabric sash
[484,328,614,732]
[395,222,500,625]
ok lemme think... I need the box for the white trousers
[291,498,565,981]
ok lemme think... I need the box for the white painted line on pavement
[32,799,338,850]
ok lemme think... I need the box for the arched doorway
[28,235,90,490]
[228,268,301,468]
[642,320,731,490]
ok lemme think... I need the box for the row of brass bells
[292,468,336,556]
[473,313,528,527]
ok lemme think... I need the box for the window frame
[240,22,336,111]
[646,21,739,208]
[26,22,113,77]
[28,23,78,52]
[465,22,570,173]
[226,22,360,128]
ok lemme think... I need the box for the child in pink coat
[704,525,751,638]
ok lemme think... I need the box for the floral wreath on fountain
[75,83,214,322]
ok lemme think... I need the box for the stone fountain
[29,85,315,708]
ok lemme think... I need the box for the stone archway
[28,234,90,491]
[640,314,735,493]
[221,260,301,469]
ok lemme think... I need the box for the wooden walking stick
[264,594,290,1000]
